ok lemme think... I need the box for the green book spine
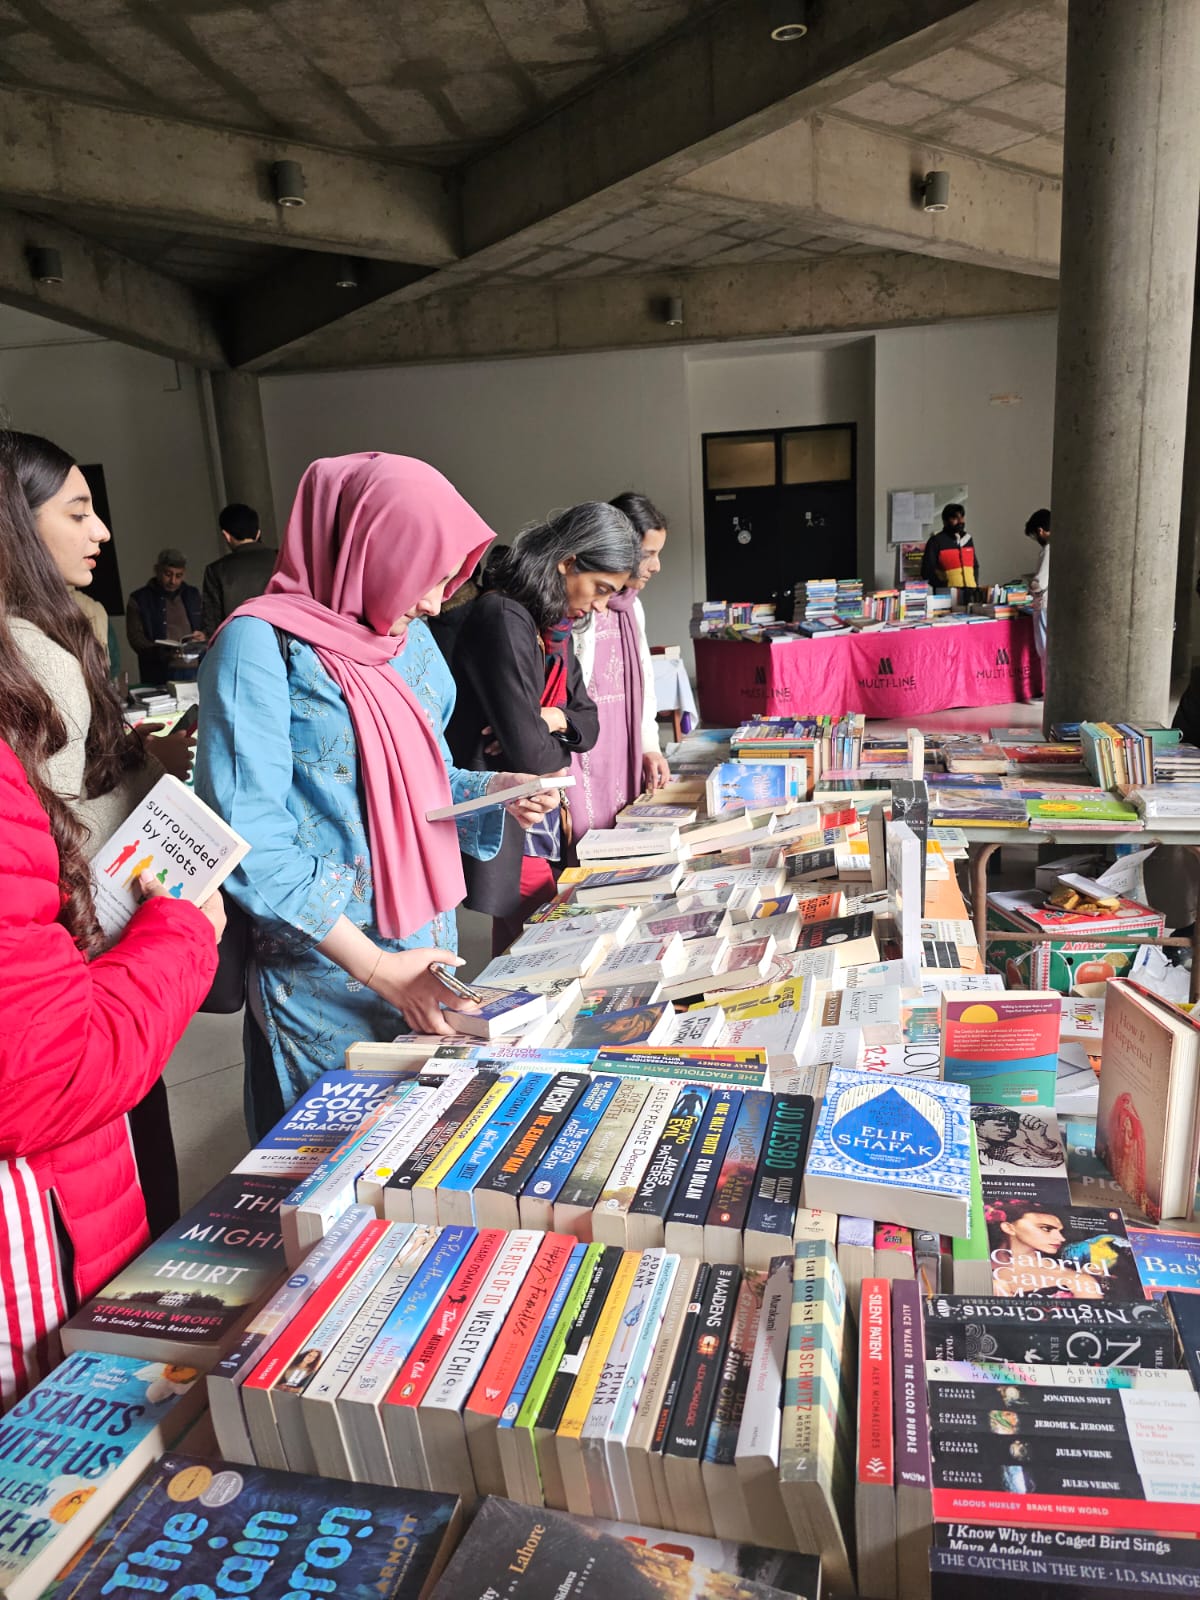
[513,1243,605,1437]
[952,1135,987,1268]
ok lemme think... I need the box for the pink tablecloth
[694,617,1043,723]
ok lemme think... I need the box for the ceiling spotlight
[662,295,684,327]
[769,0,808,41]
[921,170,950,212]
[271,159,307,208]
[28,246,63,285]
[334,255,359,290]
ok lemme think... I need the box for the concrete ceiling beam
[676,113,1061,278]
[0,86,457,266]
[459,0,1009,256]
[261,251,1058,373]
[227,254,435,369]
[0,207,226,367]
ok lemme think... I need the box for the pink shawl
[568,589,645,835]
[228,453,494,938]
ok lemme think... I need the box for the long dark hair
[491,503,641,629]
[0,463,102,952]
[0,430,142,799]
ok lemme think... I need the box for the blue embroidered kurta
[195,615,500,1112]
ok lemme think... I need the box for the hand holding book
[136,870,226,940]
[491,768,571,829]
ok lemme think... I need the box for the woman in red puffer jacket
[0,500,222,1408]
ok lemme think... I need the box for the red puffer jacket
[0,740,217,1398]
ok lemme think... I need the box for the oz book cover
[63,1173,291,1363]
[53,1453,462,1600]
[428,1496,797,1600]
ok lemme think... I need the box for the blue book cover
[1129,1228,1200,1299]
[237,1071,413,1178]
[707,761,802,815]
[339,1225,477,1408]
[498,1243,588,1432]
[804,1069,972,1231]
[52,1452,461,1600]
[0,1352,204,1600]
[436,1072,553,1201]
[458,1045,599,1066]
[521,1075,623,1209]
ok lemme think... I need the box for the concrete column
[1173,274,1200,680]
[1045,0,1200,730]
[209,368,275,537]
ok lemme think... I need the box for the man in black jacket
[920,503,980,590]
[201,503,277,635]
[125,548,205,683]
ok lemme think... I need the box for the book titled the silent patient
[89,774,249,942]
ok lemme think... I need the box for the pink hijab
[229,453,495,939]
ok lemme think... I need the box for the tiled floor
[166,908,494,1211]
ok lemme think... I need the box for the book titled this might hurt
[89,774,249,942]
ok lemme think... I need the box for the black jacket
[431,592,599,918]
[125,579,203,682]
[201,541,278,634]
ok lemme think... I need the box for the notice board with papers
[887,481,969,547]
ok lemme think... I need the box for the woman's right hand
[137,873,226,941]
[367,946,469,1035]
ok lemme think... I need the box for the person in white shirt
[568,492,670,838]
[1025,507,1051,665]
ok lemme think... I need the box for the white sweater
[572,595,659,752]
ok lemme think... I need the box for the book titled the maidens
[62,1172,291,1368]
[89,773,249,941]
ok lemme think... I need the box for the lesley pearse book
[89,774,249,942]
[52,1452,463,1600]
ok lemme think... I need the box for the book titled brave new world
[89,774,249,943]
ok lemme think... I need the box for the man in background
[1025,507,1051,666]
[201,502,277,635]
[920,502,979,590]
[126,547,204,682]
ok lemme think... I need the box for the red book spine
[241,1218,391,1393]
[930,1488,1200,1536]
[856,1276,893,1489]
[383,1229,505,1410]
[465,1233,576,1421]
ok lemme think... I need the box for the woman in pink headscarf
[195,454,558,1135]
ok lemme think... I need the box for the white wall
[261,348,694,657]
[0,307,219,656]
[872,313,1057,588]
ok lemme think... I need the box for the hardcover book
[0,1353,204,1600]
[802,1068,972,1236]
[62,1172,292,1368]
[88,773,249,942]
[54,1453,462,1600]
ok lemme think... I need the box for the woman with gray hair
[433,501,640,950]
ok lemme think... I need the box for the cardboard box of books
[985,899,1144,994]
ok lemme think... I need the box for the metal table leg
[970,842,1001,956]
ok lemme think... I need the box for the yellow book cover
[557,1250,641,1443]
[721,978,807,1019]
[410,1071,522,1210]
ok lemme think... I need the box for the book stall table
[961,825,1200,1000]
[694,616,1042,722]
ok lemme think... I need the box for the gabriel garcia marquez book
[984,1197,1144,1302]
[52,1453,463,1600]
[0,1353,205,1600]
[428,1495,797,1600]
[61,1173,292,1369]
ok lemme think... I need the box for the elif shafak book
[89,773,249,942]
